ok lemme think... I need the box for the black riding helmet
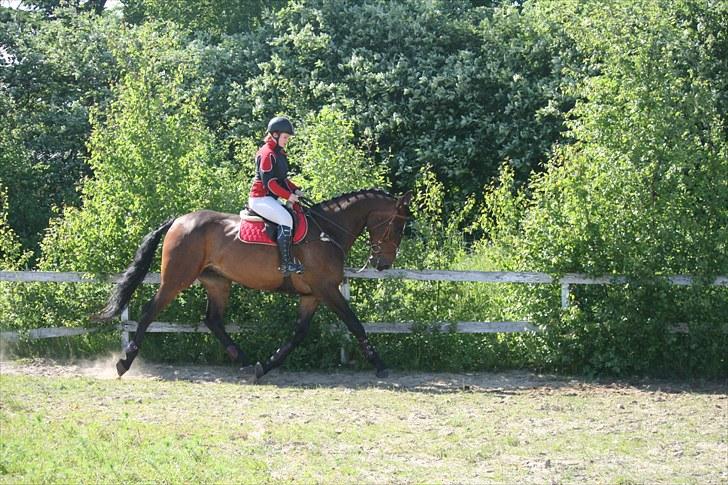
[267,116,295,135]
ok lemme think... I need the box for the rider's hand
[288,193,300,204]
[294,189,305,198]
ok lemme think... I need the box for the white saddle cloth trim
[239,210,264,222]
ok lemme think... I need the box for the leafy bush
[2,22,239,353]
[469,0,728,377]
[221,0,576,203]
[122,0,287,36]
[0,187,32,270]
[0,8,120,256]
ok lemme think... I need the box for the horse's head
[365,191,413,270]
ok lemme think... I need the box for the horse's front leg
[254,295,320,380]
[321,285,388,378]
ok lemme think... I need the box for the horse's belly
[209,243,285,291]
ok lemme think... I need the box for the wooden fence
[1,270,727,352]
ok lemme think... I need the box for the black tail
[92,218,176,322]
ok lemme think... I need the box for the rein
[300,199,358,240]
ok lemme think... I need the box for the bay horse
[93,189,412,380]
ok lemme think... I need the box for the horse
[93,188,412,380]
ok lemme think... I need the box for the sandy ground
[0,356,556,391]
[1,357,724,395]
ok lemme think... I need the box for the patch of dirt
[0,356,557,391]
[2,357,725,395]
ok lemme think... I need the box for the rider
[248,116,305,276]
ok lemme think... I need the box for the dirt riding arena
[1,358,726,483]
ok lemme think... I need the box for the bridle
[364,210,410,267]
[301,199,409,271]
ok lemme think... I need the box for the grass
[0,370,726,484]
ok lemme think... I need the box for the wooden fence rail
[1,270,726,350]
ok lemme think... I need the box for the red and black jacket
[249,138,299,199]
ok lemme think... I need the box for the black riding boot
[276,226,304,275]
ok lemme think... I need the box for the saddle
[238,203,308,246]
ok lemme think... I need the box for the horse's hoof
[376,368,389,379]
[254,362,265,382]
[116,360,128,377]
[227,345,252,367]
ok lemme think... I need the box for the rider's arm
[260,152,295,200]
[284,179,300,193]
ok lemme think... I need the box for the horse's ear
[398,191,413,209]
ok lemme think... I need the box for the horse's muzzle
[372,256,392,271]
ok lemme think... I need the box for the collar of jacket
[266,137,287,154]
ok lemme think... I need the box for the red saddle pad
[238,205,308,246]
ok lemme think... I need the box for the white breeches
[247,196,293,228]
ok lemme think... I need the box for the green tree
[476,0,728,376]
[287,106,386,201]
[14,1,108,16]
[122,0,287,36]
[0,6,120,256]
[221,0,577,204]
[40,23,239,273]
[0,186,32,270]
[1,0,584,258]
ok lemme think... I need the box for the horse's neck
[316,195,391,252]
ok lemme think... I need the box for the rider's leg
[247,196,293,227]
[247,197,303,275]
[275,225,303,275]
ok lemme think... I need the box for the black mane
[314,188,394,212]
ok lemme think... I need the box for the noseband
[365,211,409,266]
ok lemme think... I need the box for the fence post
[561,283,570,309]
[339,278,350,365]
[120,306,130,352]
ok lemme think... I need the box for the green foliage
[470,0,728,376]
[0,92,35,268]
[519,0,728,278]
[39,22,238,273]
[0,186,32,270]
[288,106,386,201]
[0,7,119,257]
[17,1,107,16]
[1,23,238,351]
[122,0,287,36]
[222,0,575,202]
[2,0,578,256]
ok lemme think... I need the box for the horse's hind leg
[199,270,250,366]
[116,281,187,376]
[117,244,202,376]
